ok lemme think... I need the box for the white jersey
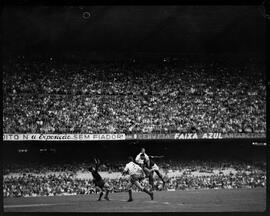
[135,153,149,165]
[124,162,143,176]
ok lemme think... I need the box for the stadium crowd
[3,56,266,134]
[3,160,266,198]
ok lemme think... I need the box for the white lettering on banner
[3,134,126,141]
[23,134,29,140]
[84,134,91,139]
[174,133,198,139]
[174,133,222,139]
[202,133,222,139]
[3,134,21,140]
[135,134,172,140]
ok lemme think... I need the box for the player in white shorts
[122,156,153,202]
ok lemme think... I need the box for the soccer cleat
[104,197,110,201]
[127,199,133,202]
[97,199,102,201]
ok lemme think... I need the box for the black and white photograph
[2,5,268,212]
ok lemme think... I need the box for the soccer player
[89,158,110,201]
[122,156,153,202]
[140,153,166,190]
[135,148,150,166]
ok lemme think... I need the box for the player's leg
[154,169,164,180]
[153,164,166,187]
[127,182,134,202]
[134,180,153,200]
[104,183,110,201]
[143,167,152,177]
[155,170,165,181]
[148,172,155,190]
[128,189,133,202]
[96,186,104,201]
[98,192,104,201]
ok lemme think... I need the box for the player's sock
[150,184,155,191]
[127,189,133,201]
[143,188,154,200]
[150,191,154,200]
[149,179,154,191]
[156,171,164,181]
[104,190,109,200]
[162,178,166,187]
[143,188,151,195]
[98,192,103,201]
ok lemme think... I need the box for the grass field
[4,187,266,212]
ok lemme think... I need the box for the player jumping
[89,158,110,201]
[122,156,154,202]
[140,153,167,190]
[135,148,150,166]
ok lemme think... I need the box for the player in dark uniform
[89,159,110,201]
[140,154,166,190]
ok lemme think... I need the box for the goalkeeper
[89,158,110,201]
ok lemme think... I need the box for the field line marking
[108,199,127,201]
[145,200,159,203]
[4,203,69,208]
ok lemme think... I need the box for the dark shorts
[95,179,105,189]
[130,174,144,184]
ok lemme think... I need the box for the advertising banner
[3,134,126,141]
[3,133,265,141]
[129,133,265,140]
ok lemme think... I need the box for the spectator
[3,159,266,198]
[3,56,266,134]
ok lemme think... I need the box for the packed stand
[3,56,266,134]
